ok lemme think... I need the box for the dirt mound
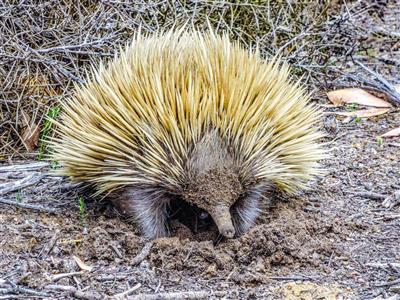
[0,195,344,291]
[148,199,342,282]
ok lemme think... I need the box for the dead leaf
[382,127,400,138]
[20,109,31,127]
[327,88,392,108]
[19,109,40,151]
[21,124,41,151]
[73,255,93,272]
[334,108,390,118]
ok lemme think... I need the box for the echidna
[51,29,326,239]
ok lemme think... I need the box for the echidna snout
[209,205,235,238]
[182,131,245,239]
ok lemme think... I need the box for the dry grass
[0,0,379,159]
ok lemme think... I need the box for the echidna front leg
[112,188,170,239]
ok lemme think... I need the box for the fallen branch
[0,283,49,297]
[0,162,49,172]
[128,290,226,300]
[366,262,400,269]
[0,173,45,195]
[45,285,103,300]
[0,198,57,213]
[44,285,76,292]
[351,191,386,201]
[390,285,400,293]
[374,214,400,221]
[375,278,400,287]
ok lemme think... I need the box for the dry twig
[131,241,154,266]
[111,283,142,300]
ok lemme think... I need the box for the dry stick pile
[0,0,391,159]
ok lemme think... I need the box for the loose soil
[1,111,399,298]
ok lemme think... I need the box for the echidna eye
[199,211,209,220]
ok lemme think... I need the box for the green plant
[345,103,359,112]
[38,105,61,160]
[15,191,22,202]
[354,116,362,124]
[77,196,88,224]
[50,160,60,169]
[376,136,383,147]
